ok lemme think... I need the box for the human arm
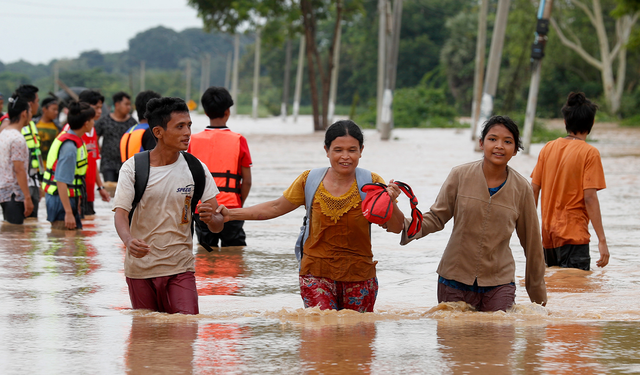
[531,182,541,208]
[240,166,252,206]
[56,181,77,229]
[12,160,33,216]
[584,188,609,268]
[95,171,110,202]
[381,180,405,234]
[217,195,298,222]
[114,207,150,258]
[197,198,225,233]
[516,186,548,306]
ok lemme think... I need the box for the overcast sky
[1,0,205,65]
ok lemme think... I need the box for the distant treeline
[2,0,640,127]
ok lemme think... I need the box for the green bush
[620,114,640,127]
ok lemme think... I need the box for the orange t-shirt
[283,170,385,282]
[531,138,606,249]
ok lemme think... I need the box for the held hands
[215,204,231,223]
[127,238,151,258]
[386,179,402,201]
[198,201,225,224]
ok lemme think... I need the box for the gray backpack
[294,167,372,264]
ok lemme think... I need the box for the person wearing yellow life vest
[119,90,160,162]
[43,102,95,230]
[188,87,253,248]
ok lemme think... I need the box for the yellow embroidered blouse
[283,169,385,281]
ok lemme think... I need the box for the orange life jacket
[189,129,242,208]
[120,123,149,162]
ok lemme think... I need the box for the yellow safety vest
[21,120,44,174]
[42,131,88,198]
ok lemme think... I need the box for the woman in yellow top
[216,120,405,312]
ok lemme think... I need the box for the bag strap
[129,150,151,224]
[395,181,423,238]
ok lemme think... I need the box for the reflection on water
[1,121,640,374]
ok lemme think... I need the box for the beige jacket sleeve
[516,184,548,305]
[400,168,458,245]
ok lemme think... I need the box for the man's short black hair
[41,97,58,108]
[14,84,39,103]
[78,89,105,106]
[135,90,161,121]
[201,86,234,119]
[145,97,189,132]
[113,91,131,105]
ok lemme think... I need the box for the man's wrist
[97,186,105,191]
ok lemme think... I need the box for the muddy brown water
[1,115,639,374]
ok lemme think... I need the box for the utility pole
[523,0,554,154]
[200,56,206,99]
[185,59,191,104]
[140,60,145,92]
[376,0,387,131]
[380,0,403,141]
[281,39,292,121]
[53,62,59,94]
[470,0,489,141]
[252,29,262,120]
[328,23,342,124]
[225,51,232,90]
[474,0,511,144]
[231,33,240,117]
[293,35,305,123]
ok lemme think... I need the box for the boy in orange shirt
[531,92,609,270]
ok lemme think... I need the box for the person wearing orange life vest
[43,102,95,230]
[120,90,160,162]
[188,87,252,248]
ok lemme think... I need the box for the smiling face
[325,134,363,175]
[479,124,517,168]
[154,111,192,151]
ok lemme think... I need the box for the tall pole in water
[185,59,191,104]
[328,23,342,124]
[293,35,305,123]
[376,0,387,131]
[380,0,402,141]
[281,39,292,121]
[474,0,511,144]
[53,62,59,94]
[470,0,489,141]
[523,0,554,154]
[252,29,262,120]
[225,51,232,90]
[140,60,145,92]
[231,33,240,117]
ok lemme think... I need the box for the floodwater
[1,115,639,374]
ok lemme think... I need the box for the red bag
[360,181,423,238]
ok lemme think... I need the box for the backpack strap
[181,151,205,214]
[129,150,151,224]
[355,167,372,200]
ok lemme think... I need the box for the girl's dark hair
[67,101,95,130]
[324,120,364,149]
[561,92,598,134]
[481,115,523,151]
[7,95,30,123]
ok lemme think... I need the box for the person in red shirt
[188,87,252,248]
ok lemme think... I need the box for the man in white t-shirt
[113,97,224,315]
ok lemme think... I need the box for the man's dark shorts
[194,215,246,248]
[545,244,590,271]
[1,193,26,224]
[126,271,199,315]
